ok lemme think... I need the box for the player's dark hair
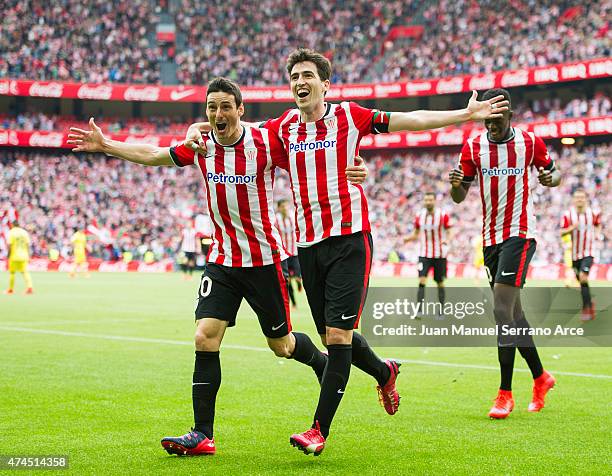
[483,88,511,108]
[207,77,242,107]
[277,199,289,206]
[573,188,587,196]
[424,192,436,198]
[286,48,332,81]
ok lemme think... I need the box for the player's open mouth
[297,89,310,99]
[217,122,227,132]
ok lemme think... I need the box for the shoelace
[494,394,511,407]
[302,427,322,440]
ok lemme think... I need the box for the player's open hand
[466,90,509,121]
[449,164,464,188]
[537,166,553,186]
[346,155,368,184]
[67,118,106,153]
[184,122,211,153]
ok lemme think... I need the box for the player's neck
[216,125,244,146]
[300,102,327,123]
[576,205,586,213]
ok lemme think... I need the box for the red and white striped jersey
[415,209,451,258]
[181,227,198,253]
[561,207,600,260]
[170,125,288,267]
[276,212,297,256]
[263,102,390,246]
[459,127,554,247]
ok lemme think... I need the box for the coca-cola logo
[374,133,403,147]
[29,132,65,148]
[77,84,114,100]
[436,78,464,95]
[242,89,274,100]
[360,135,374,147]
[123,86,161,102]
[29,82,64,97]
[468,74,496,91]
[560,120,586,136]
[501,70,529,88]
[405,132,432,145]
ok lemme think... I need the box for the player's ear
[237,102,245,117]
[322,79,330,94]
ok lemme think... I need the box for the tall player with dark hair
[449,88,561,419]
[69,77,368,457]
[561,189,601,321]
[189,49,509,454]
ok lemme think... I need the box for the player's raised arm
[68,118,173,166]
[449,164,470,203]
[388,91,509,132]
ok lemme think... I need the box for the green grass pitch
[0,273,610,475]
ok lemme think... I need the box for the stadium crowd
[1,144,608,264]
[2,91,609,134]
[1,0,608,85]
[0,0,161,84]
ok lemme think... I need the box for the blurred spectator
[0,0,161,83]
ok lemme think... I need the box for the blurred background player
[276,198,302,309]
[179,221,199,280]
[70,227,90,278]
[5,221,33,295]
[404,192,452,308]
[560,189,601,321]
[449,88,560,420]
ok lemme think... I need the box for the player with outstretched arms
[187,48,509,455]
[68,77,368,457]
[448,88,561,420]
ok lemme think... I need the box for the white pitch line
[0,325,610,380]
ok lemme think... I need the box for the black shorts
[298,231,373,334]
[184,251,196,262]
[573,256,594,278]
[417,257,447,283]
[195,262,291,338]
[483,237,536,288]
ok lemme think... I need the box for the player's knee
[194,329,221,351]
[326,327,352,345]
[579,273,589,283]
[267,338,292,358]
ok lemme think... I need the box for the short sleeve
[459,142,477,180]
[414,216,421,230]
[169,143,196,167]
[267,130,289,171]
[348,102,391,136]
[593,212,601,227]
[533,135,553,170]
[261,116,283,139]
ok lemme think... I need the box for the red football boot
[488,389,514,419]
[377,360,401,415]
[290,421,326,456]
[528,371,556,412]
[161,429,215,456]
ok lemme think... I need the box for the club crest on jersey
[324,117,337,129]
[244,148,258,161]
[481,167,524,177]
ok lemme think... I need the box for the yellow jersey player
[70,228,89,278]
[5,221,33,295]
